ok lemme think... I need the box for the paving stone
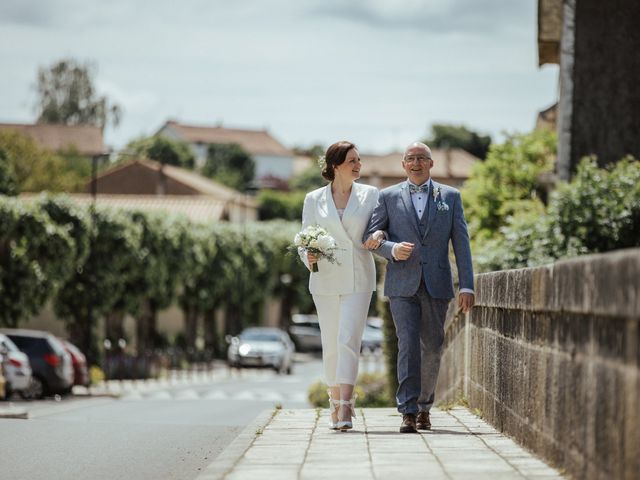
[195,407,566,480]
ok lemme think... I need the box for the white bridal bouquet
[292,224,340,272]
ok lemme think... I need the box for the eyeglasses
[404,155,430,164]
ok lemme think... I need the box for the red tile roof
[92,158,256,208]
[0,123,104,156]
[20,193,228,224]
[360,148,479,180]
[159,120,291,157]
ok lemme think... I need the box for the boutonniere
[433,186,449,212]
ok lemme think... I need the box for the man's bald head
[404,142,432,159]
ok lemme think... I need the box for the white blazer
[300,182,379,295]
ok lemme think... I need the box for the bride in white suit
[300,140,383,430]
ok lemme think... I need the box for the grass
[437,391,470,411]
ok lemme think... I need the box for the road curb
[0,405,29,419]
[195,409,277,480]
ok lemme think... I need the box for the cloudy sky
[0,0,558,153]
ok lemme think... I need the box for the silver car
[0,333,33,398]
[227,327,295,375]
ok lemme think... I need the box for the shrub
[257,190,305,221]
[307,372,394,408]
[549,156,640,257]
[474,156,640,272]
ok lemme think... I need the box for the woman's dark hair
[321,141,356,181]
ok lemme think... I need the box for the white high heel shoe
[336,395,357,431]
[327,390,340,430]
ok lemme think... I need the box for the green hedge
[0,194,313,364]
[475,156,640,272]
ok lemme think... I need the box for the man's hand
[362,230,386,250]
[394,242,414,261]
[458,292,475,313]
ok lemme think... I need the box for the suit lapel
[341,182,370,241]
[342,182,364,220]
[423,180,438,240]
[400,182,421,237]
[318,185,330,218]
[323,185,351,244]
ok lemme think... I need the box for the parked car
[288,315,384,353]
[0,352,6,400]
[0,329,73,399]
[227,327,295,374]
[360,323,384,353]
[0,333,33,399]
[288,314,322,352]
[60,339,90,387]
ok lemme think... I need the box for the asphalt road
[1,356,325,480]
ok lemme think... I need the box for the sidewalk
[198,407,564,480]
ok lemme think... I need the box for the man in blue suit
[364,142,474,433]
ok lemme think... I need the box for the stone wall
[436,248,640,480]
[557,0,640,178]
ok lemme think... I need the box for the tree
[462,130,557,242]
[424,123,492,159]
[268,221,315,327]
[54,207,143,364]
[292,144,325,159]
[289,166,326,192]
[128,213,191,355]
[202,143,255,191]
[289,144,326,191]
[0,150,19,196]
[55,146,94,192]
[0,130,87,193]
[35,58,122,129]
[257,190,305,221]
[0,197,77,327]
[122,136,195,169]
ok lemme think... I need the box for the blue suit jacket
[364,180,474,299]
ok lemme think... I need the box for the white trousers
[312,291,372,386]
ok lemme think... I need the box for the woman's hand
[363,230,385,250]
[307,252,318,270]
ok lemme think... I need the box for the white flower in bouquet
[289,224,340,272]
[316,235,335,251]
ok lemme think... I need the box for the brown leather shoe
[417,411,431,430]
[400,414,418,433]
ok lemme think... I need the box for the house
[537,0,640,180]
[535,102,558,132]
[156,120,294,189]
[0,122,104,156]
[358,148,480,189]
[85,158,258,222]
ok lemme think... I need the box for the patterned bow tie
[408,184,429,194]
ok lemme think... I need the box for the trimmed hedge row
[0,194,313,364]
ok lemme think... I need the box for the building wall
[437,248,640,480]
[158,125,294,181]
[562,0,640,175]
[254,154,294,180]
